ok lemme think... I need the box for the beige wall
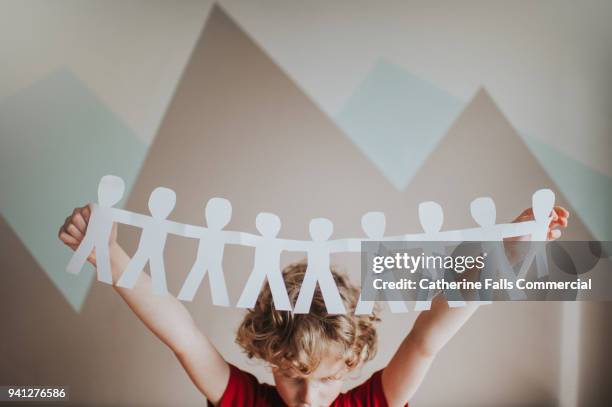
[1,4,611,407]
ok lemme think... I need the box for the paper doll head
[361,212,386,239]
[532,189,555,222]
[309,218,333,242]
[418,201,444,234]
[205,197,232,230]
[148,187,176,219]
[470,197,496,227]
[256,212,281,237]
[97,175,125,207]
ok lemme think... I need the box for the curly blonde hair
[236,260,381,376]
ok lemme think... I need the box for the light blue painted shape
[0,69,147,312]
[336,59,464,190]
[520,133,612,241]
[336,59,612,242]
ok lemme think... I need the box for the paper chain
[66,175,555,314]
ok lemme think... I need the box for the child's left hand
[508,205,570,241]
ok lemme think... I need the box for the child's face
[272,353,347,407]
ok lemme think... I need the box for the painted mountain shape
[0,69,146,311]
[337,59,611,241]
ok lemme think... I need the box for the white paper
[67,175,556,313]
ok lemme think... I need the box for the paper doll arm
[222,231,257,246]
[382,294,480,406]
[387,232,426,242]
[110,207,150,228]
[458,227,484,241]
[327,238,358,253]
[344,238,364,252]
[164,220,205,238]
[499,220,537,239]
[277,238,310,252]
[231,232,261,247]
[436,229,467,242]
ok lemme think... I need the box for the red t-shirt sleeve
[333,369,409,407]
[211,363,283,407]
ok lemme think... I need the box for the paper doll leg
[266,270,292,311]
[355,295,409,315]
[475,262,494,305]
[116,251,149,289]
[354,296,375,315]
[440,286,466,308]
[149,253,169,296]
[380,275,410,313]
[66,236,95,275]
[414,269,435,311]
[494,252,527,301]
[94,241,113,285]
[177,260,208,302]
[236,268,269,309]
[414,295,433,311]
[293,267,319,314]
[207,264,230,307]
[439,270,466,308]
[517,249,536,280]
[387,300,410,313]
[316,269,346,314]
[535,249,549,278]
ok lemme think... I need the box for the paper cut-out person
[354,211,410,315]
[414,202,466,310]
[115,187,180,295]
[293,218,351,314]
[468,197,526,301]
[517,189,555,279]
[66,175,125,284]
[236,212,303,311]
[176,198,242,306]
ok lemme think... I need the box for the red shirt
[210,363,409,406]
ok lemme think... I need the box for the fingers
[83,204,92,221]
[59,231,79,246]
[550,206,569,228]
[58,204,92,248]
[550,217,568,228]
[548,229,562,240]
[72,212,87,234]
[554,206,570,218]
[58,216,71,239]
[66,223,83,240]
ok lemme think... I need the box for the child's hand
[508,205,570,241]
[57,204,118,266]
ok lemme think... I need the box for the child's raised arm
[382,295,479,407]
[58,204,229,405]
[380,205,569,407]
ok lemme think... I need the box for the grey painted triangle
[404,87,596,242]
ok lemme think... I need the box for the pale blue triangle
[336,59,464,190]
[520,133,612,241]
[0,69,147,312]
[335,59,612,242]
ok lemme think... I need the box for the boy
[58,204,568,406]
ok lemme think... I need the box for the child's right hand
[58,204,118,267]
